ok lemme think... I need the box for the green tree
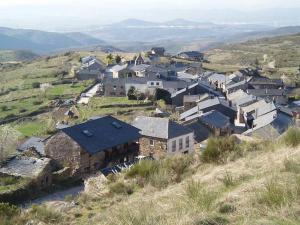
[115,55,122,64]
[106,54,114,64]
[127,86,137,100]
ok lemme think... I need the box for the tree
[127,86,137,100]
[154,89,171,105]
[115,55,122,64]
[106,54,114,64]
[0,126,20,162]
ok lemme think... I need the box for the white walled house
[132,116,194,159]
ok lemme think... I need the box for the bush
[284,158,300,174]
[0,105,9,111]
[196,216,229,225]
[165,154,193,182]
[29,205,63,224]
[283,127,300,147]
[0,203,20,219]
[126,160,159,179]
[32,82,41,89]
[218,203,236,214]
[109,181,134,195]
[201,136,240,163]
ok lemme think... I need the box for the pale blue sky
[0,0,299,31]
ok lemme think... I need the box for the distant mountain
[0,27,108,53]
[0,50,39,62]
[111,19,158,27]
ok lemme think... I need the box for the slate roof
[61,116,141,155]
[130,64,150,72]
[208,73,226,84]
[0,156,51,178]
[243,111,293,139]
[247,89,285,96]
[180,97,231,120]
[17,137,45,155]
[199,110,230,129]
[132,116,193,140]
[178,51,203,58]
[109,64,128,72]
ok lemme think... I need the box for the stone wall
[45,132,82,176]
[139,137,167,159]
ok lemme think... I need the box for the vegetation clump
[201,136,240,163]
[283,127,300,147]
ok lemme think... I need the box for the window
[151,82,154,86]
[120,86,124,89]
[179,138,183,150]
[172,140,176,152]
[186,136,190,148]
[156,82,160,86]
[113,85,117,90]
[150,139,155,146]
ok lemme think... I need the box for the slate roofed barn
[178,51,204,61]
[45,116,141,177]
[132,116,194,159]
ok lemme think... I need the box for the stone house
[0,156,52,189]
[76,59,105,80]
[132,116,194,159]
[44,116,141,178]
[171,81,222,107]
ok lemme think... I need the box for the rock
[84,173,109,198]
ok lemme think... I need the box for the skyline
[0,0,299,31]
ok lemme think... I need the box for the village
[0,46,300,204]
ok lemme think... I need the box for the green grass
[15,120,46,138]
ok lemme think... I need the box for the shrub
[218,203,236,214]
[186,180,217,211]
[284,158,300,174]
[0,203,20,219]
[165,154,193,182]
[126,160,159,179]
[0,105,9,111]
[109,181,134,195]
[196,216,229,225]
[283,127,300,147]
[32,100,43,105]
[201,136,239,163]
[29,205,63,224]
[257,178,298,208]
[148,167,170,189]
[32,82,41,89]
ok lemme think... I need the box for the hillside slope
[0,27,107,53]
[205,33,300,75]
[0,50,39,62]
[5,136,299,225]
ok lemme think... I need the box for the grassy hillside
[1,130,300,225]
[0,50,39,62]
[205,33,300,76]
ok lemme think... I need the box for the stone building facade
[45,132,139,177]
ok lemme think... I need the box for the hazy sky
[0,0,299,30]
